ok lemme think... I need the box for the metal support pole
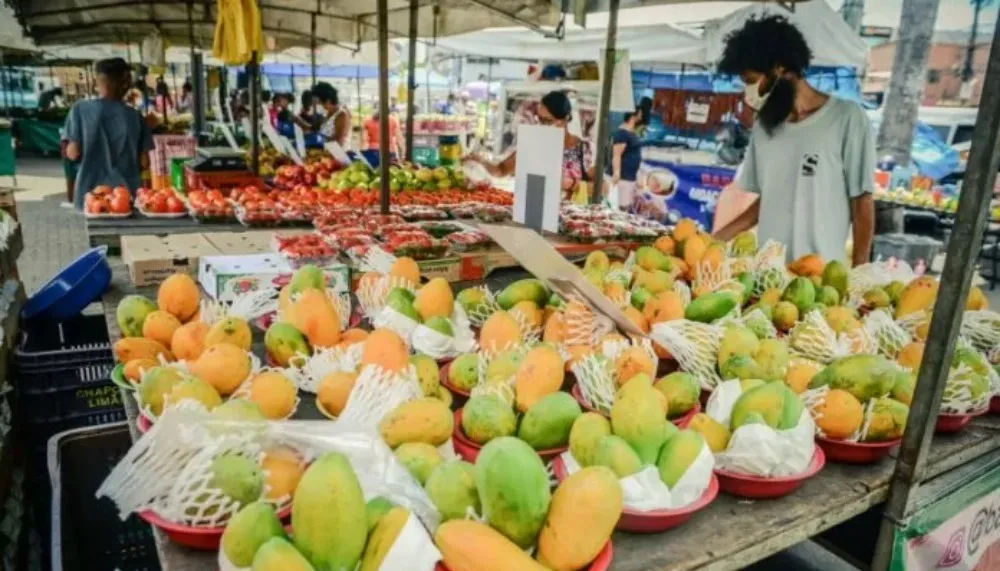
[249,52,261,176]
[871,17,1000,571]
[310,12,318,88]
[591,0,620,203]
[404,0,418,163]
[191,53,205,139]
[376,0,391,214]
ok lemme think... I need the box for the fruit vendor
[63,58,153,211]
[465,91,593,203]
[313,82,353,149]
[712,15,875,266]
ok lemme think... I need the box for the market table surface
[99,266,1000,571]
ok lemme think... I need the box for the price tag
[686,101,710,124]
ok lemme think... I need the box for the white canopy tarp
[704,1,869,69]
[0,4,36,53]
[434,22,705,63]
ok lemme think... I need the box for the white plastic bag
[373,306,421,343]
[716,410,816,477]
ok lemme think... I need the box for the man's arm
[611,142,625,183]
[64,105,81,161]
[713,197,760,241]
[850,194,875,266]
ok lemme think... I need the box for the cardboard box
[122,234,221,287]
[199,253,350,302]
[201,231,276,255]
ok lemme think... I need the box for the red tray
[714,447,826,499]
[436,540,613,571]
[439,361,471,407]
[991,396,1000,414]
[138,504,292,550]
[569,384,700,428]
[936,408,988,433]
[816,436,900,464]
[551,457,718,533]
[452,409,565,463]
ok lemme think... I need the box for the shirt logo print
[801,153,819,177]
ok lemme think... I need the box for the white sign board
[686,101,710,124]
[513,124,563,233]
[600,49,634,113]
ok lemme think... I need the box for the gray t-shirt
[64,99,153,209]
[736,97,875,262]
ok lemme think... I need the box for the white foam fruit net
[896,310,931,339]
[801,385,877,443]
[475,343,533,388]
[695,257,742,297]
[673,281,692,307]
[571,354,615,415]
[96,403,439,529]
[563,296,598,347]
[461,286,502,327]
[960,310,1000,354]
[863,309,912,359]
[357,275,417,321]
[789,310,874,364]
[199,289,277,326]
[846,260,916,308]
[942,362,990,414]
[749,240,790,299]
[358,245,398,274]
[649,320,723,390]
[337,364,423,430]
[290,345,362,393]
[740,307,778,339]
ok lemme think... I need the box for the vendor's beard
[758,78,796,135]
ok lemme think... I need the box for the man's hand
[851,193,875,266]
[713,197,760,242]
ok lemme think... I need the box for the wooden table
[99,268,1000,571]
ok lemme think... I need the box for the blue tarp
[262,63,380,79]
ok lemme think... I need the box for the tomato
[113,186,131,200]
[166,197,185,213]
[109,195,131,214]
[150,195,168,213]
[92,184,112,196]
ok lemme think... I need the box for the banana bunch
[212,0,264,65]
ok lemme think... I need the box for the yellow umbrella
[212,0,264,65]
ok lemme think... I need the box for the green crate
[170,157,191,192]
[412,146,438,167]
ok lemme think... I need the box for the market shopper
[712,15,875,266]
[312,82,352,149]
[607,107,645,211]
[362,111,402,161]
[465,90,593,202]
[63,57,153,210]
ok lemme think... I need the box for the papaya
[897,341,925,371]
[895,276,939,319]
[813,389,863,440]
[821,260,849,297]
[611,389,671,465]
[123,358,158,383]
[252,536,314,571]
[389,257,421,286]
[157,273,200,322]
[510,300,544,330]
[261,446,305,501]
[642,290,684,325]
[474,437,551,548]
[823,306,861,334]
[378,397,453,448]
[788,254,824,277]
[221,501,286,567]
[614,347,655,386]
[425,460,480,522]
[114,337,172,364]
[435,520,549,571]
[411,354,442,397]
[448,353,480,391]
[291,453,367,570]
[730,382,803,431]
[785,358,823,394]
[537,467,622,571]
[810,354,905,402]
[365,497,395,532]
[569,413,612,467]
[414,277,455,321]
[394,442,443,485]
[205,316,252,351]
[517,392,582,450]
[657,430,706,487]
[316,371,357,417]
[189,343,251,396]
[863,397,909,442]
[171,320,209,361]
[685,291,738,323]
[287,289,341,348]
[359,507,410,571]
[479,310,522,351]
[495,279,548,310]
[687,413,731,452]
[654,372,700,418]
[360,328,409,374]
[116,294,157,338]
[247,371,298,419]
[514,345,564,413]
[264,322,311,367]
[592,434,642,477]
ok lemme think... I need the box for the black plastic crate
[18,363,120,421]
[49,423,160,571]
[24,409,127,455]
[15,314,112,372]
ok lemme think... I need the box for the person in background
[124,88,143,109]
[312,82,352,148]
[176,81,193,113]
[465,91,592,202]
[607,107,645,211]
[298,90,321,130]
[711,15,875,266]
[154,76,172,114]
[39,87,65,110]
[362,110,402,160]
[63,57,153,210]
[271,92,313,132]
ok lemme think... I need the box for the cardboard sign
[600,48,635,113]
[478,224,645,338]
[513,124,563,233]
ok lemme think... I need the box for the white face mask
[744,78,771,110]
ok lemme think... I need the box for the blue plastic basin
[22,246,112,320]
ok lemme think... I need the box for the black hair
[262,90,272,103]
[300,89,313,108]
[94,57,130,81]
[717,15,812,76]
[540,90,572,121]
[312,82,339,105]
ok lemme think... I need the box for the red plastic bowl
[570,384,700,427]
[991,396,1000,414]
[816,436,900,464]
[136,413,153,434]
[699,388,712,408]
[439,361,471,407]
[452,409,566,463]
[436,540,613,571]
[551,457,718,533]
[715,447,826,499]
[936,408,987,433]
[138,504,292,550]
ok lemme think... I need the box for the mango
[730,382,803,431]
[411,354,442,397]
[895,276,939,319]
[537,467,622,571]
[211,399,266,422]
[731,230,757,256]
[166,376,222,411]
[116,294,157,338]
[448,352,480,391]
[264,322,311,367]
[222,502,286,567]
[386,287,421,322]
[593,434,643,477]
[657,430,706,487]
[863,288,891,309]
[782,277,816,313]
[611,389,671,465]
[365,497,395,532]
[435,520,549,571]
[475,437,552,548]
[654,372,700,418]
[885,280,905,305]
[379,397,453,448]
[205,316,253,351]
[359,507,410,571]
[517,392,582,450]
[496,279,548,310]
[824,306,861,334]
[584,250,611,273]
[252,537,315,571]
[424,316,455,337]
[457,287,490,317]
[891,373,916,406]
[211,454,263,508]
[414,277,455,321]
[485,350,523,384]
[863,397,909,442]
[289,264,325,295]
[630,286,653,310]
[462,395,517,445]
[755,338,791,380]
[389,257,420,286]
[897,341,925,371]
[718,325,760,368]
[394,442,443,485]
[685,291,738,323]
[755,268,786,295]
[788,254,824,277]
[480,311,522,351]
[425,461,480,522]
[817,285,841,307]
[688,413,731,452]
[614,346,655,386]
[785,359,823,394]
[821,260,849,297]
[642,290,684,324]
[720,354,763,381]
[810,354,905,402]
[292,453,367,570]
[137,366,184,416]
[114,337,172,364]
[635,245,672,272]
[772,301,799,331]
[633,267,673,294]
[569,413,612,467]
[515,345,565,413]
